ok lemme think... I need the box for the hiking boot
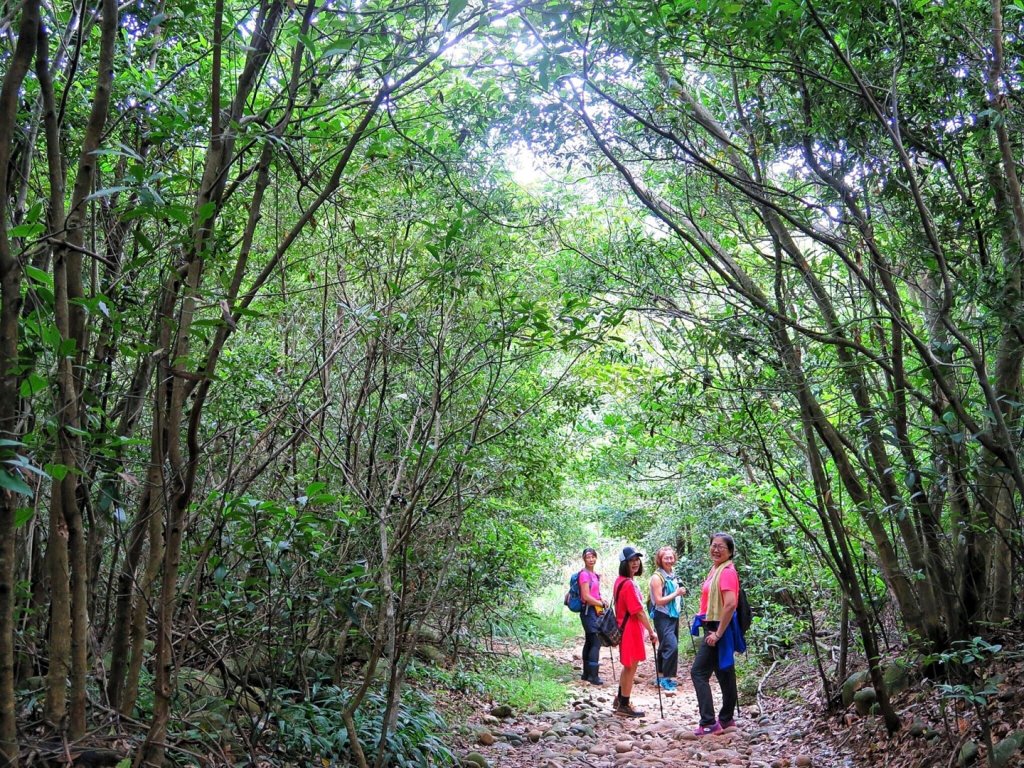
[614,700,645,718]
[693,722,723,736]
[588,675,605,686]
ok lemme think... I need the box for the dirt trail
[454,640,858,768]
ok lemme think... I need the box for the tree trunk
[0,0,41,760]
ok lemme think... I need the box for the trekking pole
[651,635,664,719]
[608,645,617,681]
[681,591,697,653]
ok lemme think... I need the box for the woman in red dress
[613,546,659,718]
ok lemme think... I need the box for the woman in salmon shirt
[690,532,744,735]
[612,546,658,718]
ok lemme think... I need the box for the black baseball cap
[619,546,643,562]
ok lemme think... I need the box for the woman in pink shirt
[578,548,607,684]
[690,532,741,735]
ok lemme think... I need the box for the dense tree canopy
[0,0,1021,763]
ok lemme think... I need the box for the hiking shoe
[658,678,677,692]
[693,723,723,736]
[718,718,737,730]
[589,676,605,686]
[614,701,646,718]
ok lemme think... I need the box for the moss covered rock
[853,687,876,716]
[883,659,912,694]
[957,740,978,767]
[841,670,871,707]
[992,730,1024,768]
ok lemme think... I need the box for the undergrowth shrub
[273,684,456,766]
[477,653,572,713]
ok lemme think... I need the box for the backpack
[736,586,752,636]
[598,581,630,647]
[564,570,583,613]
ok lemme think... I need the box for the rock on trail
[453,660,854,768]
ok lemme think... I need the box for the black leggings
[690,630,737,726]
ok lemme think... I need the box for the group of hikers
[572,532,744,733]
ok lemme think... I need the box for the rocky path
[455,644,858,768]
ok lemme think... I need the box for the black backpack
[736,586,753,636]
[597,581,630,647]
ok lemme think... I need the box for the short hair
[710,532,735,558]
[619,556,643,578]
[582,547,597,558]
[655,546,676,571]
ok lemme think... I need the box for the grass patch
[479,652,573,713]
[410,649,574,715]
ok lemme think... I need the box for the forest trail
[454,640,858,768]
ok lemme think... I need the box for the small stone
[795,756,813,767]
[709,747,743,762]
[476,731,495,746]
[489,704,513,719]
[615,740,634,753]
[909,719,927,738]
[527,729,542,743]
[463,752,488,768]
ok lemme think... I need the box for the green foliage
[487,656,571,714]
[492,597,580,650]
[926,637,1015,758]
[477,653,573,714]
[410,649,571,720]
[928,637,1006,707]
[6,0,1024,757]
[274,685,457,767]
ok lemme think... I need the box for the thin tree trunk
[0,0,40,758]
[123,481,165,716]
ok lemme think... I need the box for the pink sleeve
[720,565,739,594]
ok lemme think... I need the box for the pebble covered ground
[452,646,858,768]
